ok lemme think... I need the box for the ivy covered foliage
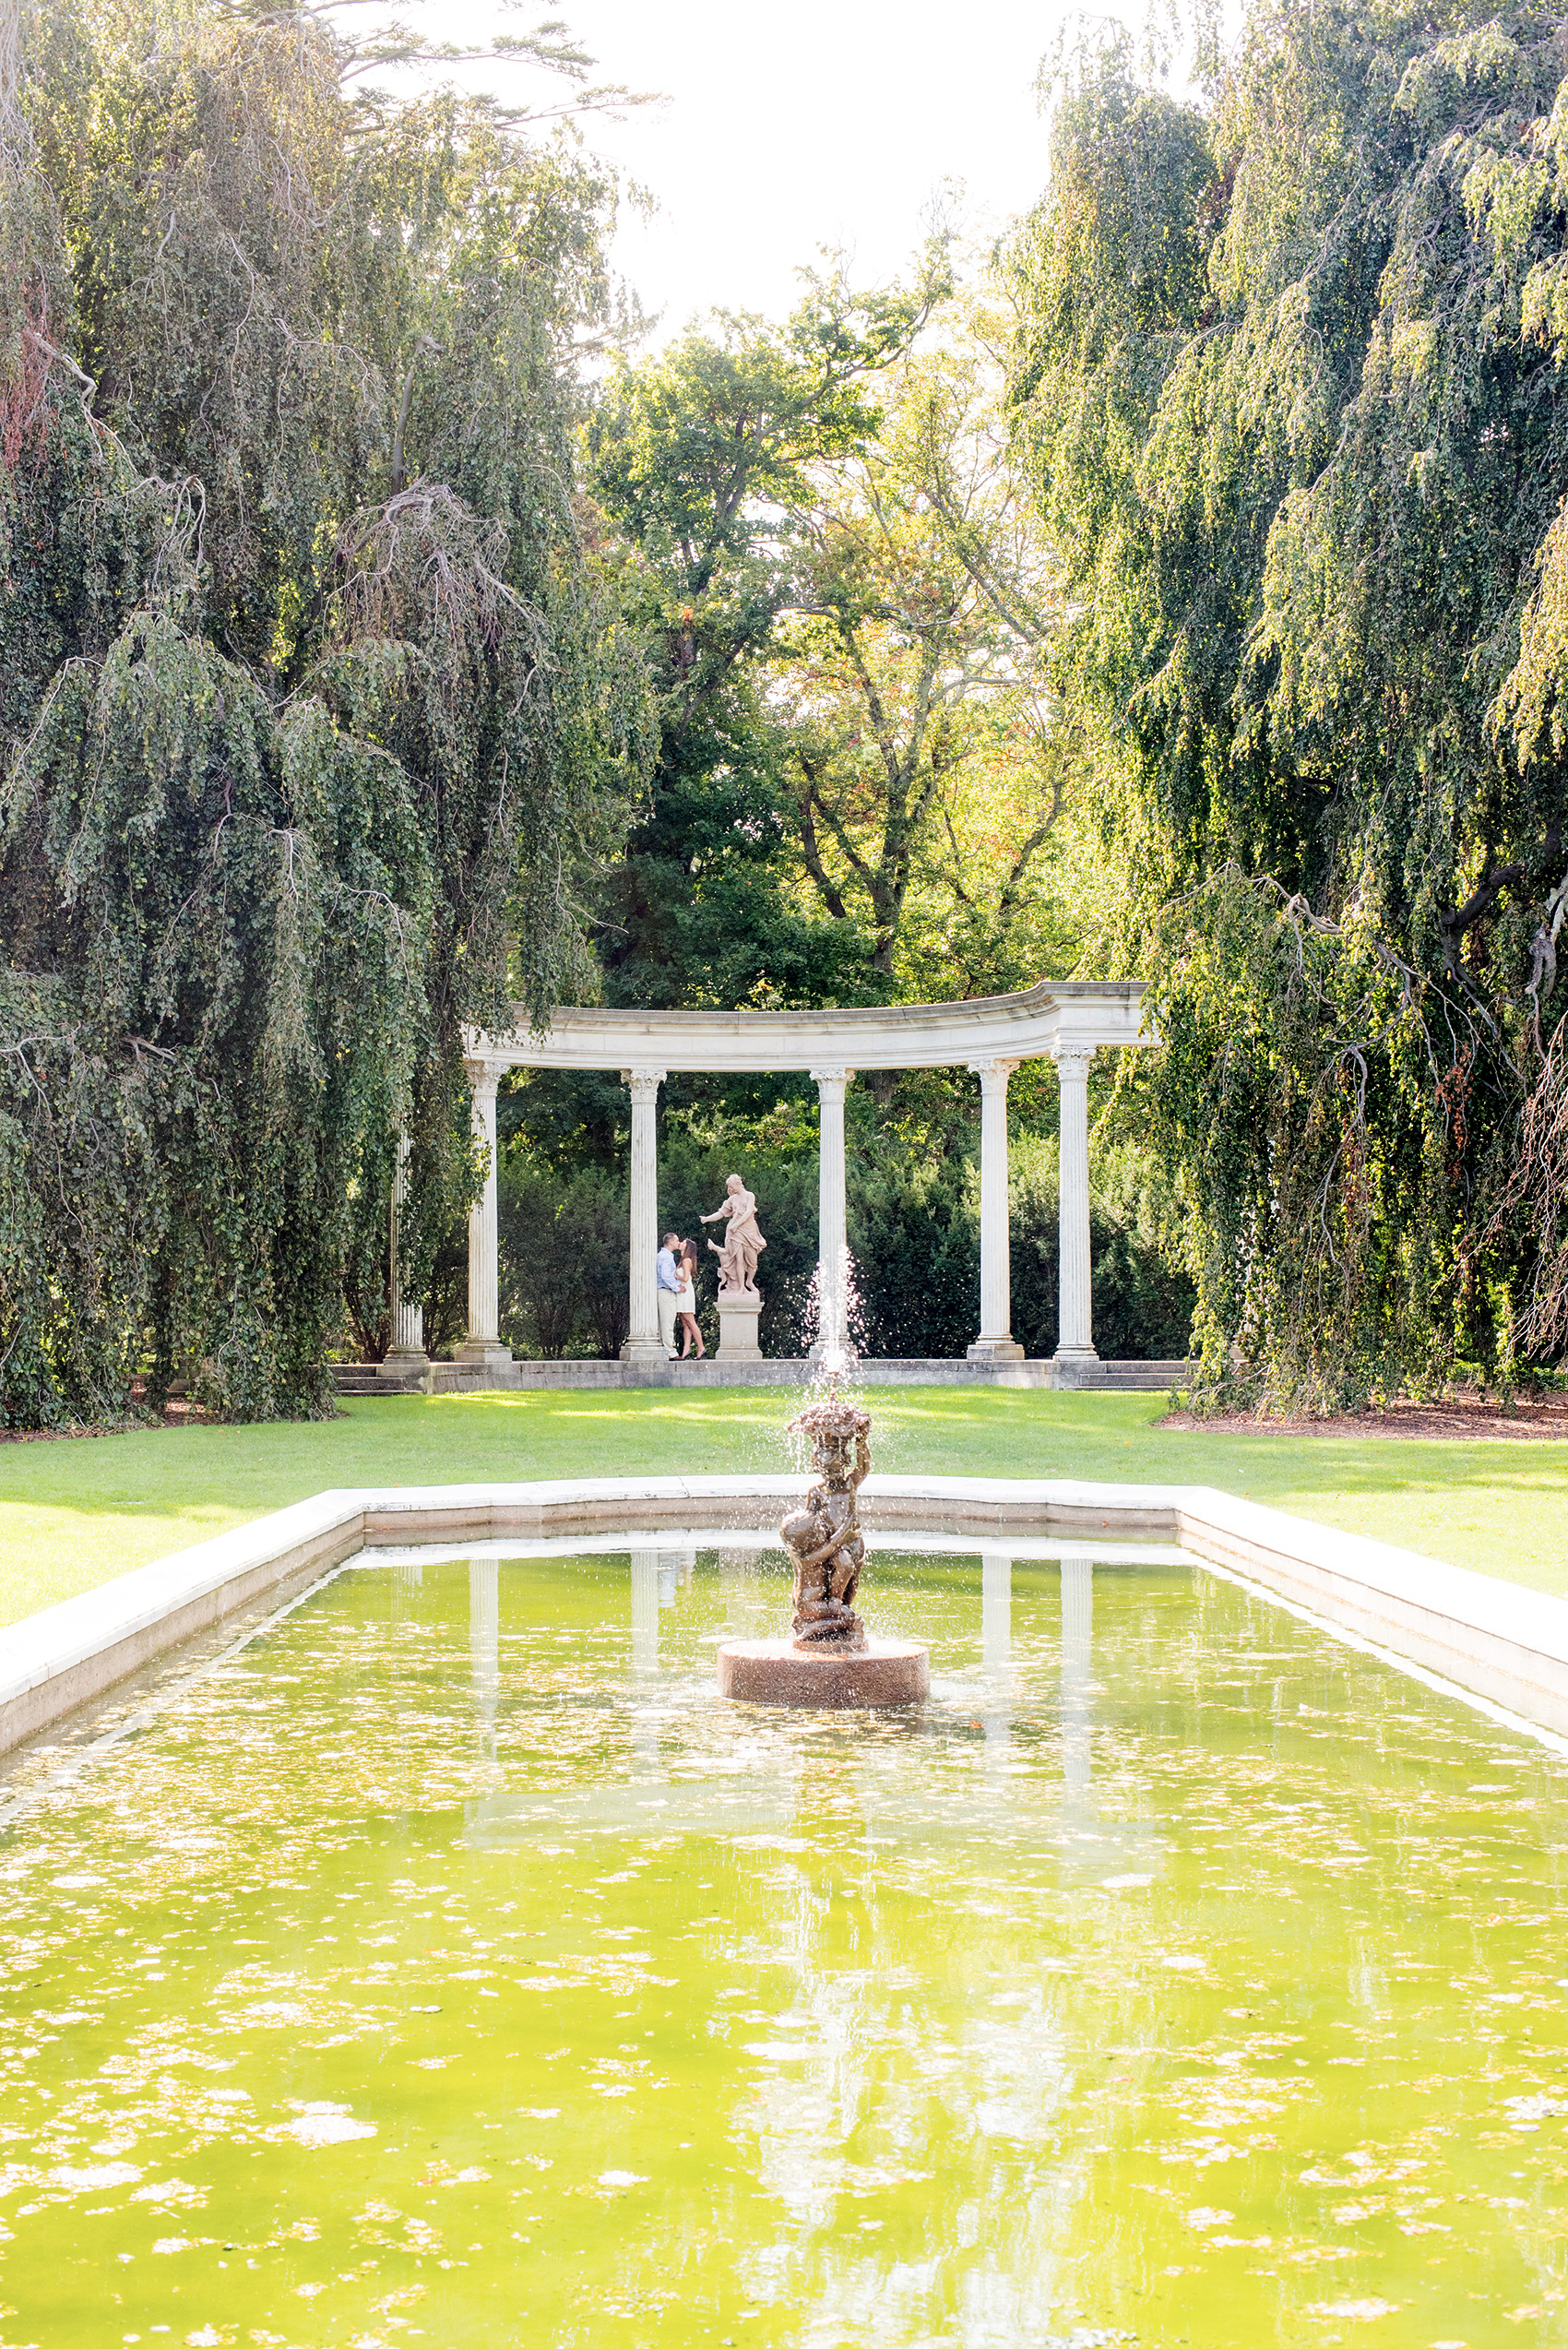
[0,0,647,1425]
[1007,0,1568,1404]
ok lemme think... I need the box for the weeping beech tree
[0,0,648,1425]
[1007,1,1568,1407]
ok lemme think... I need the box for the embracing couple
[655,1234,705,1361]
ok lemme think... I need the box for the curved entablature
[465,978,1148,1075]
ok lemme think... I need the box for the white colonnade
[453,980,1149,1377]
[1052,1045,1096,1373]
[812,1067,851,1360]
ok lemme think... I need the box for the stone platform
[334,1356,1191,1398]
[716,1636,931,1708]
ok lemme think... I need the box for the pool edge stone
[5,1473,1568,1758]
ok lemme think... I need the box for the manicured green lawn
[0,1386,1562,1628]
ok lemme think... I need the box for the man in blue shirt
[656,1232,682,1359]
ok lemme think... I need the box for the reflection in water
[2,1546,1567,2349]
[630,1546,659,1673]
[469,1556,499,1731]
[1061,1554,1093,1789]
[982,1549,1014,1778]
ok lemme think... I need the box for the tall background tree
[0,0,647,1425]
[1007,0,1568,1406]
[501,268,1191,1363]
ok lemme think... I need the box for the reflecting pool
[2,1541,1568,2348]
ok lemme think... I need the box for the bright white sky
[417,0,1080,339]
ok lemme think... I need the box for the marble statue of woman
[700,1174,766,1295]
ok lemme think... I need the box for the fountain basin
[717,1631,929,1705]
[7,1473,1568,1756]
[5,1537,1568,2347]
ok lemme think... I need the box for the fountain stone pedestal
[716,1396,929,1707]
[718,1635,928,1706]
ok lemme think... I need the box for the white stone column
[967,1057,1024,1364]
[619,1067,668,1373]
[1051,1043,1099,1381]
[457,1056,512,1372]
[811,1066,853,1363]
[382,1129,430,1377]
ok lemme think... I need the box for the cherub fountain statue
[716,1395,930,1707]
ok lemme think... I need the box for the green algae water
[3,1542,1568,2349]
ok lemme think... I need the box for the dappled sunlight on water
[1,1546,1567,2346]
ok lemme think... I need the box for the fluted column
[619,1067,668,1373]
[1051,1043,1098,1381]
[811,1066,853,1364]
[382,1129,429,1377]
[967,1056,1024,1364]
[457,1056,512,1372]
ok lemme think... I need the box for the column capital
[1051,1042,1096,1078]
[968,1055,1021,1089]
[462,1054,508,1100]
[620,1067,667,1101]
[810,1065,854,1095]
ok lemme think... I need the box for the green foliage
[586,258,949,1014]
[499,1161,632,1359]
[849,1131,1194,1361]
[1010,1138,1197,1364]
[1007,0,1568,1406]
[0,0,647,1425]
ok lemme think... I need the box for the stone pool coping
[3,1473,1567,1756]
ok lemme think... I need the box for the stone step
[332,1365,426,1397]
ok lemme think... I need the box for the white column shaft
[469,1078,499,1341]
[458,1059,509,1364]
[812,1067,851,1359]
[1054,1047,1096,1362]
[621,1068,666,1362]
[968,1059,1023,1361]
[387,1131,426,1362]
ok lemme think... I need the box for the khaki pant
[657,1286,678,1353]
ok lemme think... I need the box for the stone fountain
[716,1396,930,1706]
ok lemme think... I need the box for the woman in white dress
[675,1241,706,1359]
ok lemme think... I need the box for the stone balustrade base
[331,1356,1192,1397]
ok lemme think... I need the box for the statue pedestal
[715,1291,763,1359]
[717,1637,929,1708]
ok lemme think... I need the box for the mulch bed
[0,1389,220,1444]
[1158,1394,1568,1442]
